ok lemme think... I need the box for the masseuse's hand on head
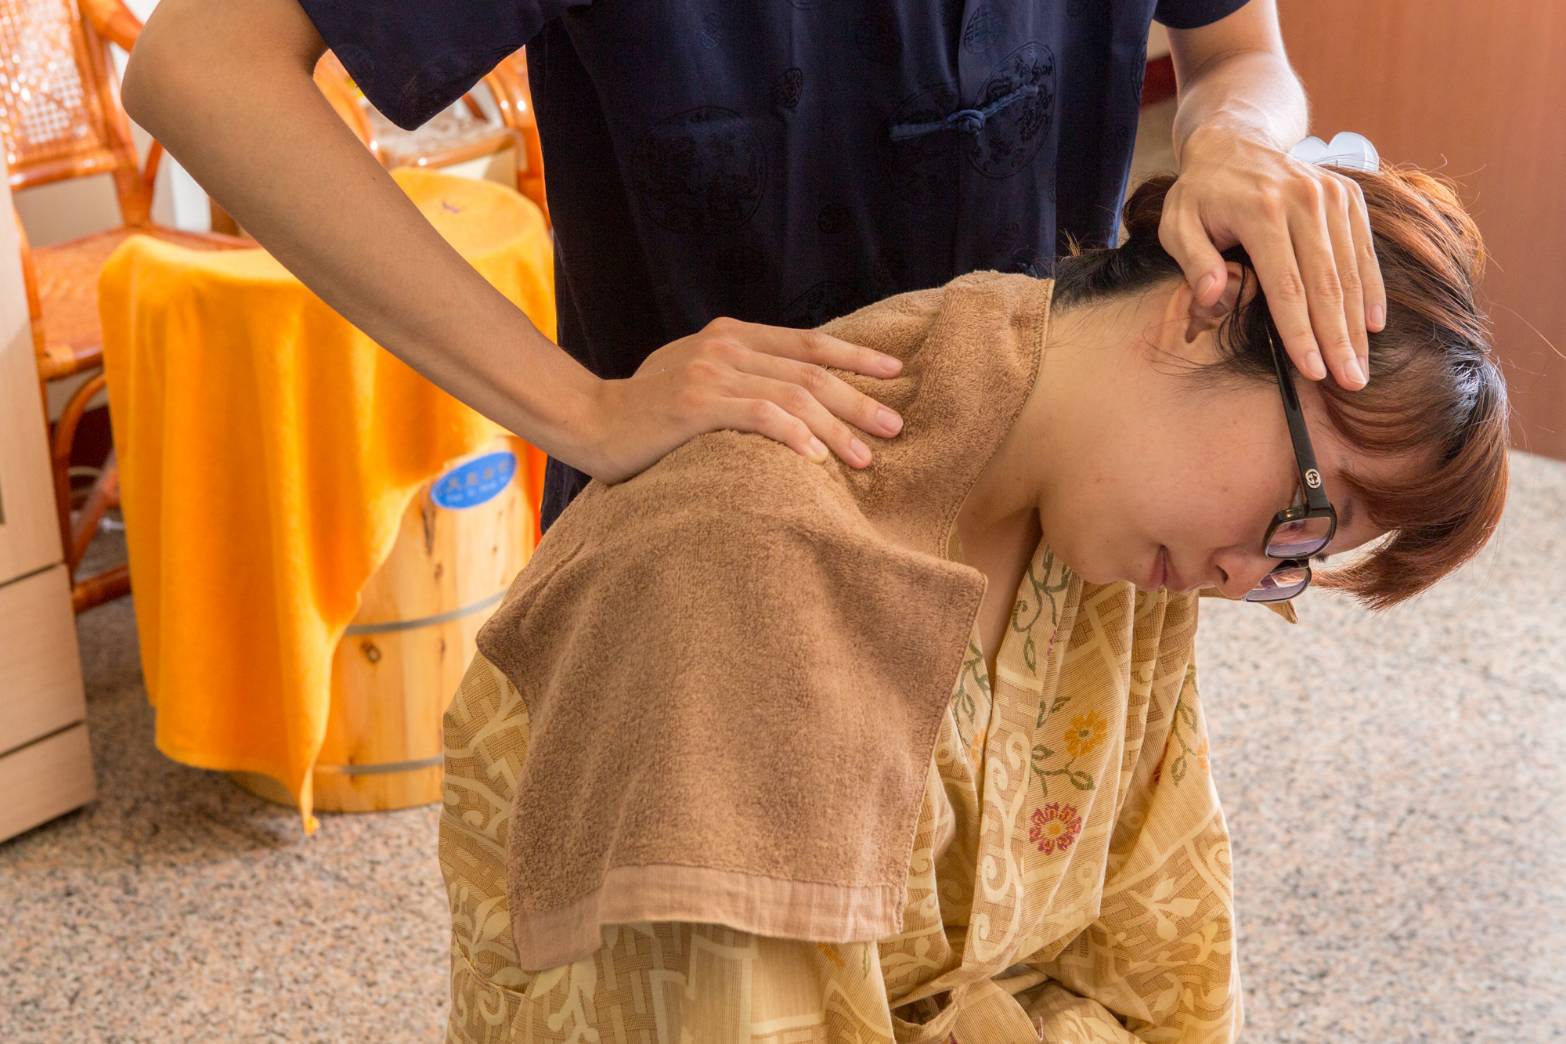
[581,317,906,485]
[1160,125,1387,391]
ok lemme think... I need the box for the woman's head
[1031,165,1508,611]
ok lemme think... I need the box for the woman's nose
[1212,549,1280,601]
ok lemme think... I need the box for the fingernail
[1307,352,1328,380]
[1344,357,1366,386]
[1196,273,1216,301]
[880,355,903,373]
[877,407,903,434]
[807,436,828,461]
[850,437,871,464]
[1369,304,1386,329]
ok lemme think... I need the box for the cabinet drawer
[0,564,86,754]
[0,722,94,842]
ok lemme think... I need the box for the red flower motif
[1029,801,1083,854]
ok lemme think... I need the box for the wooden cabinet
[1,155,95,842]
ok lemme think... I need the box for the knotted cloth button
[948,108,987,135]
[885,83,1040,143]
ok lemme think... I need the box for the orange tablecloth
[97,167,556,831]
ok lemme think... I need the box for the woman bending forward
[437,167,1509,1043]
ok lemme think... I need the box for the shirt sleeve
[1153,0,1253,29]
[294,0,590,130]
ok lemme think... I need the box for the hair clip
[1288,130,1380,173]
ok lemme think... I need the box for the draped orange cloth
[97,167,556,831]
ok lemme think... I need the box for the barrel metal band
[314,755,444,776]
[342,588,505,636]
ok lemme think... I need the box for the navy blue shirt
[298,0,1250,531]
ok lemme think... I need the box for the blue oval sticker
[431,450,517,510]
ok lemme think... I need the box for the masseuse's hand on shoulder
[580,318,907,485]
[1161,122,1387,391]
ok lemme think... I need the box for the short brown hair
[1052,165,1510,611]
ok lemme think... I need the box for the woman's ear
[1182,261,1249,344]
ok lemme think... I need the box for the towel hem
[512,862,903,971]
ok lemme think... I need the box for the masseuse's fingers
[583,317,904,485]
[1248,194,1359,386]
[737,319,906,388]
[703,319,905,464]
[1319,175,1371,379]
[1279,176,1367,388]
[715,346,905,468]
[1341,171,1388,359]
[1164,128,1388,390]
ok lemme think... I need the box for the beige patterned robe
[439,528,1245,1042]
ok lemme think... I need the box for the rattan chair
[2,0,253,614]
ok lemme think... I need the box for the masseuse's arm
[1163,0,1387,393]
[120,0,906,483]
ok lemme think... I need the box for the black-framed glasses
[1246,318,1339,603]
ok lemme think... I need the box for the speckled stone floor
[1195,449,1566,1042]
[6,98,1563,1043]
[3,502,449,1042]
[4,448,1561,1043]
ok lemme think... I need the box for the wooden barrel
[231,435,539,812]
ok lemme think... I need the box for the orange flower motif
[1062,710,1108,757]
[815,942,845,969]
[1029,801,1083,854]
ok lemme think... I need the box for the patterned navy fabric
[296,0,1251,531]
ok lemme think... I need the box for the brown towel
[473,270,1292,970]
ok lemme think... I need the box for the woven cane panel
[0,0,117,187]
